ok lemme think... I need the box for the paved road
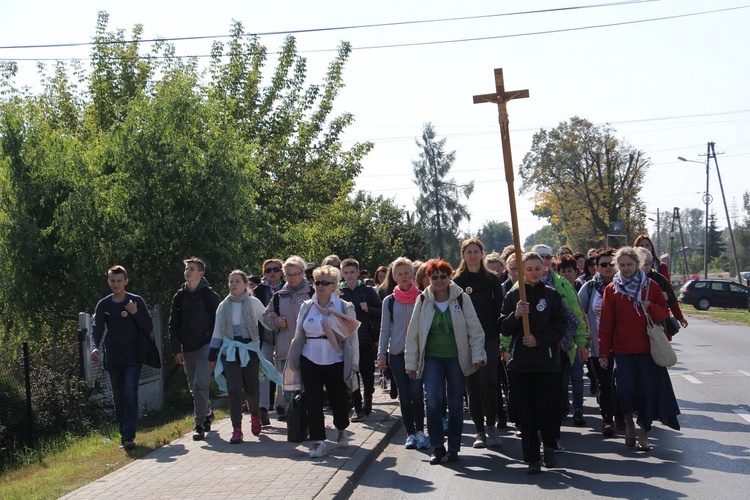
[350,315,750,499]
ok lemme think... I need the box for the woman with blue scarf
[208,270,282,445]
[598,247,680,452]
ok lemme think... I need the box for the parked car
[678,279,749,310]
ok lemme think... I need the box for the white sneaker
[336,430,349,447]
[487,425,502,447]
[309,440,327,458]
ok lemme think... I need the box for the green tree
[524,224,566,252]
[412,122,473,262]
[520,117,649,250]
[476,220,513,254]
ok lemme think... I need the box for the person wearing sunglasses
[263,256,314,421]
[254,258,286,427]
[283,265,361,458]
[499,252,568,474]
[405,259,486,465]
[578,247,623,436]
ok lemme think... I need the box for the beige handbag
[643,282,677,367]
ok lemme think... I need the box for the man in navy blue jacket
[91,265,153,450]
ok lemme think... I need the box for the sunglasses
[314,280,336,287]
[264,267,281,274]
[430,274,449,280]
[598,262,615,268]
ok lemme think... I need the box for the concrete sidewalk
[61,388,401,499]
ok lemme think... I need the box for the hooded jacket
[404,282,487,378]
[262,281,314,360]
[169,277,221,355]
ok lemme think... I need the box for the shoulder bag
[643,282,677,367]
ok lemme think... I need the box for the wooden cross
[473,68,531,336]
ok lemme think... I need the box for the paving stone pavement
[61,388,401,500]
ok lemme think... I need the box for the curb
[316,404,403,499]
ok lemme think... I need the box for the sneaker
[602,423,615,437]
[336,430,349,447]
[473,433,487,449]
[309,440,327,458]
[123,439,136,451]
[405,434,417,449]
[251,414,262,436]
[192,425,205,441]
[230,428,243,444]
[203,410,215,432]
[543,448,557,468]
[351,409,364,422]
[276,406,287,421]
[526,461,541,475]
[573,409,586,427]
[486,425,502,447]
[259,407,271,426]
[416,431,429,449]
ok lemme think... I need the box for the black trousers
[300,356,349,441]
[466,335,499,432]
[351,336,375,412]
[509,370,560,463]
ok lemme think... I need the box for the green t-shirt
[424,305,458,358]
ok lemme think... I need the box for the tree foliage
[412,122,473,263]
[0,12,386,343]
[476,220,513,254]
[520,117,649,251]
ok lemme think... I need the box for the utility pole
[710,142,741,281]
[668,207,690,283]
[701,143,711,279]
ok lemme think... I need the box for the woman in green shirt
[405,259,486,465]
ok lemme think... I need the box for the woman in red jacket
[598,247,680,451]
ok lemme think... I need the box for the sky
[1,0,749,253]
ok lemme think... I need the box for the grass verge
[684,307,750,325]
[0,381,227,500]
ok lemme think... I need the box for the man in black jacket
[340,258,382,421]
[169,258,221,441]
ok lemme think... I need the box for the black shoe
[390,383,399,400]
[543,448,557,468]
[573,409,586,427]
[203,410,215,432]
[276,406,287,421]
[527,461,541,475]
[192,425,205,441]
[447,451,459,462]
[497,410,508,429]
[351,409,364,422]
[123,439,136,451]
[259,407,271,426]
[363,398,372,416]
[429,446,446,465]
[590,381,597,395]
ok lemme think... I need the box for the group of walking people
[90,233,683,473]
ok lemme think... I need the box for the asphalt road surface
[350,315,750,499]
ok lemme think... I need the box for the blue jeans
[423,356,465,452]
[107,353,142,442]
[388,353,425,435]
[570,354,584,410]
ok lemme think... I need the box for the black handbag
[664,316,681,336]
[137,328,162,369]
[287,391,309,443]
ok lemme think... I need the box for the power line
[0,0,657,51]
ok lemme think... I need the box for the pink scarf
[394,283,420,304]
[314,301,361,351]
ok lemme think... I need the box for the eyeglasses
[286,271,303,278]
[314,280,336,286]
[430,274,449,280]
[598,262,615,268]
[264,267,281,274]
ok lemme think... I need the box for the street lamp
[677,154,710,279]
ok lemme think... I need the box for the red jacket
[598,278,669,357]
